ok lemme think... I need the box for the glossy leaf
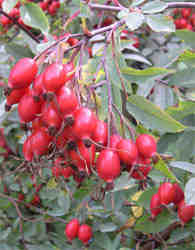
[147,14,175,32]
[126,95,185,133]
[20,3,49,34]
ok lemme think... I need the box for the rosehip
[31,127,52,157]
[78,224,92,245]
[69,140,95,173]
[116,138,138,165]
[8,58,38,89]
[92,120,108,148]
[18,93,42,123]
[96,149,121,182]
[150,193,163,219]
[172,183,184,206]
[71,107,97,141]
[65,218,80,241]
[43,63,67,92]
[178,200,194,224]
[158,182,175,205]
[136,134,157,158]
[57,86,78,115]
[181,8,191,19]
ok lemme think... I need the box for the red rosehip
[172,183,184,206]
[8,58,38,89]
[181,8,191,19]
[150,193,163,219]
[178,200,194,224]
[158,182,175,205]
[136,134,157,158]
[116,138,138,165]
[65,218,80,241]
[78,224,92,245]
[71,107,97,141]
[57,86,78,115]
[43,63,67,92]
[96,149,121,182]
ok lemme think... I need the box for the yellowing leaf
[131,191,143,218]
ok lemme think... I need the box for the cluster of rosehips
[5,56,157,185]
[150,182,194,225]
[39,0,61,16]
[0,0,60,30]
[65,218,92,245]
[173,8,195,30]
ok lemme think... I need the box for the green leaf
[168,68,195,88]
[113,173,136,192]
[47,208,66,217]
[170,161,195,174]
[0,227,11,240]
[99,223,117,232]
[185,178,195,205]
[126,95,185,133]
[166,101,195,120]
[137,188,158,210]
[131,0,146,7]
[158,130,195,161]
[142,1,168,14]
[80,2,91,18]
[135,210,175,233]
[153,84,176,110]
[154,159,178,182]
[175,30,195,49]
[124,12,145,31]
[57,192,70,214]
[122,66,172,76]
[147,14,175,32]
[20,3,49,34]
[2,0,18,13]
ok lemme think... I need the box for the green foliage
[0,0,195,249]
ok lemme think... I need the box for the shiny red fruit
[18,93,42,123]
[43,63,67,92]
[110,134,122,148]
[117,138,138,165]
[31,128,52,157]
[158,182,175,205]
[150,193,162,219]
[172,183,184,206]
[0,16,12,27]
[96,149,121,182]
[39,1,48,10]
[178,200,194,224]
[6,87,28,107]
[57,86,78,115]
[32,73,45,97]
[69,140,95,173]
[23,135,33,161]
[65,218,80,241]
[181,8,191,19]
[71,107,97,140]
[78,224,92,245]
[179,18,188,29]
[52,166,62,178]
[131,157,152,180]
[136,134,157,158]
[92,120,108,148]
[41,102,62,130]
[8,58,38,89]
[62,167,74,179]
